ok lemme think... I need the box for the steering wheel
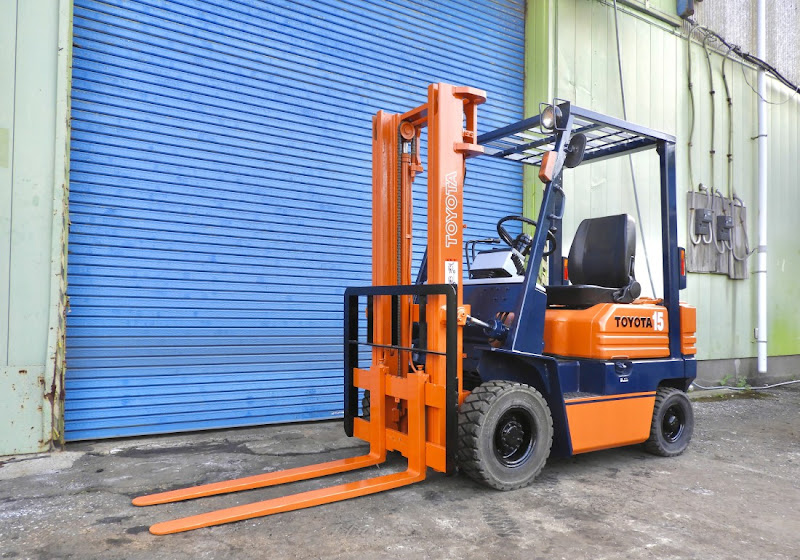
[496,215,557,258]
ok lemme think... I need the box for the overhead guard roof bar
[478,104,676,167]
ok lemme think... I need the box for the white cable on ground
[691,379,800,391]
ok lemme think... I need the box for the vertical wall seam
[5,0,20,365]
[44,0,73,449]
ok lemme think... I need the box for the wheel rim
[493,407,536,468]
[661,403,685,443]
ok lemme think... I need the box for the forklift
[134,83,696,534]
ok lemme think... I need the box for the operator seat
[547,214,641,307]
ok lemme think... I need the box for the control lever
[466,315,509,341]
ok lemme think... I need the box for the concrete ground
[1,386,799,560]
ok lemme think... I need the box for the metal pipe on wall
[756,0,768,375]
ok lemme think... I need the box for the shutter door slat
[66,0,524,440]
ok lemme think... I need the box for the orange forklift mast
[134,83,697,535]
[133,83,486,535]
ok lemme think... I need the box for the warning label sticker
[445,260,459,284]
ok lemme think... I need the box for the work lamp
[540,104,562,130]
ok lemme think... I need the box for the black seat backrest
[568,214,636,288]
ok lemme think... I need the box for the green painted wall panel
[766,79,800,355]
[645,0,676,15]
[0,0,71,455]
[553,0,672,302]
[531,0,799,361]
[8,2,59,366]
[523,0,555,239]
[0,365,48,454]
[0,0,16,367]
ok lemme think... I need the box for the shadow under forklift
[133,83,697,534]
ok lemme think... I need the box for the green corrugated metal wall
[531,0,800,362]
[766,78,800,355]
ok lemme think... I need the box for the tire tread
[644,387,693,457]
[457,381,553,491]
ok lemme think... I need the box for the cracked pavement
[1,386,798,559]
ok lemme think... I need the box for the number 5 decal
[652,311,665,331]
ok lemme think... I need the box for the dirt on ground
[1,385,798,560]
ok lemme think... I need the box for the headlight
[540,104,562,130]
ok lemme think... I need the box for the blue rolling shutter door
[66,0,525,440]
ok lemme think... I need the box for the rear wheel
[644,387,694,457]
[457,381,553,490]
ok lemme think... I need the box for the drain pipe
[756,0,768,375]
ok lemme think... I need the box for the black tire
[457,381,553,491]
[644,387,694,457]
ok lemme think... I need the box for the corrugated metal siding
[553,0,679,299]
[694,0,800,86]
[65,0,525,440]
[552,0,800,361]
[766,80,800,355]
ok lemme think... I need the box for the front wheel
[457,381,553,490]
[644,387,695,457]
